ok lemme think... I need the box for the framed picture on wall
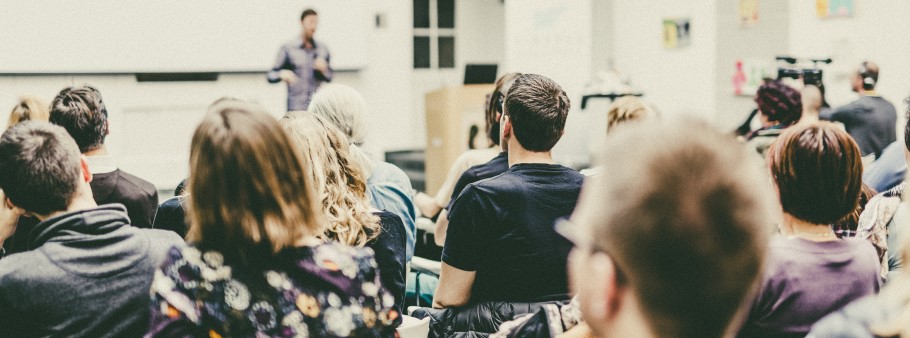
[816,0,854,18]
[662,18,691,49]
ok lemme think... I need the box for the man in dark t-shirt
[433,74,583,307]
[821,61,897,158]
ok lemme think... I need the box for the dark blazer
[90,169,158,228]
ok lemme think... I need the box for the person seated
[415,72,520,219]
[809,222,910,337]
[746,80,802,158]
[495,119,776,338]
[0,122,184,337]
[6,96,49,129]
[580,95,657,176]
[821,61,897,159]
[146,101,400,337]
[856,112,910,282]
[863,140,907,193]
[433,74,583,308]
[281,111,407,314]
[738,122,882,338]
[308,84,418,261]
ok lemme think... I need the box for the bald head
[800,85,822,124]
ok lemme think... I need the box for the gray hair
[307,84,369,146]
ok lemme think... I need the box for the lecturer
[267,8,333,111]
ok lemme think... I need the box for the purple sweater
[738,236,881,338]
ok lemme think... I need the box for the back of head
[576,119,773,337]
[307,84,369,145]
[801,85,822,114]
[859,61,879,90]
[486,72,522,146]
[503,74,571,152]
[280,111,379,247]
[755,80,802,126]
[187,101,323,261]
[768,122,862,224]
[7,96,50,128]
[49,86,108,153]
[0,121,82,215]
[606,96,655,132]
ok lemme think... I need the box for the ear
[501,115,513,140]
[105,120,110,136]
[3,195,30,218]
[581,252,625,322]
[80,155,93,183]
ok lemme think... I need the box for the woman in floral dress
[145,101,400,337]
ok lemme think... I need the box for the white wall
[715,0,789,130]
[504,0,593,167]
[612,0,718,121]
[788,1,910,131]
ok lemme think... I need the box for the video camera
[775,56,832,87]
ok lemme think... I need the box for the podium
[424,84,495,195]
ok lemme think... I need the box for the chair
[397,315,431,338]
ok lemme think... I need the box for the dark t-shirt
[821,96,897,157]
[442,163,584,302]
[446,152,509,211]
[91,169,158,228]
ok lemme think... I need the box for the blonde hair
[606,96,654,132]
[186,101,323,260]
[7,96,49,128]
[281,111,380,247]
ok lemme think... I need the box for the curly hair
[755,80,802,126]
[281,111,380,247]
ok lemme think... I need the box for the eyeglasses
[554,218,627,283]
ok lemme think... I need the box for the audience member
[432,73,521,245]
[281,111,407,314]
[0,122,183,337]
[746,80,802,158]
[580,95,657,176]
[738,122,881,338]
[50,85,158,227]
[415,72,520,220]
[856,109,910,282]
[6,96,49,129]
[863,141,907,192]
[799,84,823,124]
[433,74,583,308]
[821,61,897,158]
[496,119,775,338]
[146,101,400,337]
[308,83,418,260]
[833,184,877,239]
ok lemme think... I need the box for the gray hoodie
[0,204,184,337]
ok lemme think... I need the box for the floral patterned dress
[146,243,401,337]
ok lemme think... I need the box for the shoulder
[370,161,412,189]
[113,169,157,197]
[0,251,51,283]
[808,295,885,338]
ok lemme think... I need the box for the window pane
[438,0,455,28]
[439,36,455,68]
[414,36,431,68]
[414,0,430,28]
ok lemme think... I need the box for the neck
[859,89,877,96]
[782,214,837,242]
[83,146,108,157]
[34,190,98,222]
[507,141,556,167]
[800,113,819,124]
[592,294,657,338]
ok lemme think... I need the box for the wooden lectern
[424,84,495,196]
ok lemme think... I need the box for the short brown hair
[186,101,323,261]
[301,8,318,21]
[503,74,570,152]
[575,119,773,338]
[0,122,82,215]
[49,85,108,153]
[768,122,863,225]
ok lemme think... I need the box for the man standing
[268,8,333,111]
[433,74,584,308]
[0,122,183,337]
[821,61,897,158]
